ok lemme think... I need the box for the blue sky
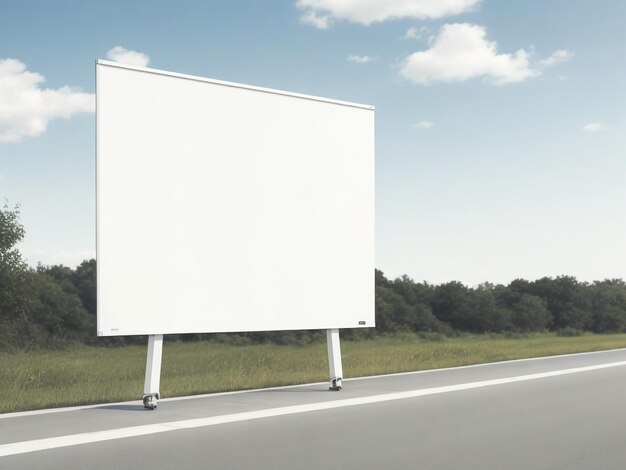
[1,0,625,285]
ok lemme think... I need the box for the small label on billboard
[358,321,366,325]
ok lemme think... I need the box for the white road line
[0,381,328,420]
[2,359,626,458]
[3,347,626,420]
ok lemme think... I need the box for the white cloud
[540,49,573,67]
[413,121,433,129]
[399,23,538,85]
[0,58,94,143]
[405,27,419,39]
[347,55,373,64]
[297,0,481,28]
[106,46,150,67]
[405,26,430,40]
[583,123,604,133]
[300,10,331,29]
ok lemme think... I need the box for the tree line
[2,203,626,350]
[374,271,626,336]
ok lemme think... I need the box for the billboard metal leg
[326,329,343,391]
[143,334,163,410]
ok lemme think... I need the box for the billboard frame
[96,60,374,408]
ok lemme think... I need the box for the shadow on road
[96,404,148,412]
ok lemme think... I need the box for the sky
[1,0,625,286]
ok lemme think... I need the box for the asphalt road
[2,348,626,469]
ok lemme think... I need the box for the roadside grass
[2,332,626,413]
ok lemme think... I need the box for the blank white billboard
[96,60,374,336]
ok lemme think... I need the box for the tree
[474,283,512,332]
[431,282,481,332]
[536,276,592,330]
[36,264,79,296]
[37,259,97,316]
[0,203,26,270]
[509,294,552,332]
[510,276,593,331]
[74,259,97,315]
[0,203,32,349]
[0,203,29,319]
[390,275,434,307]
[28,270,94,344]
[375,281,412,332]
[0,204,95,350]
[589,279,626,333]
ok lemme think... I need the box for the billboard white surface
[96,60,374,336]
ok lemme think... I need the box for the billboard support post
[143,334,163,409]
[326,329,343,391]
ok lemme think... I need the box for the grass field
[2,333,626,413]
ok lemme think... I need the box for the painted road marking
[2,360,626,457]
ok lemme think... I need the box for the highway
[2,348,626,469]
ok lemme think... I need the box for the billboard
[96,60,374,336]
